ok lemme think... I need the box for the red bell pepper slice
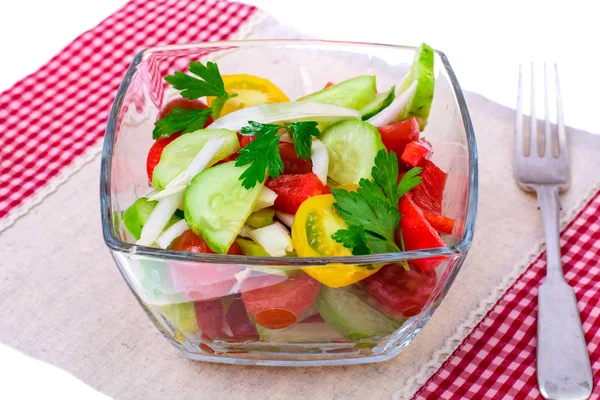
[265,173,330,214]
[377,117,420,169]
[398,194,446,272]
[401,139,432,167]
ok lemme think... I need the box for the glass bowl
[100,40,478,366]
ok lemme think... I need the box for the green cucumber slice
[299,76,377,111]
[398,43,435,128]
[123,197,181,240]
[236,237,269,256]
[184,161,264,254]
[159,302,198,335]
[360,85,395,120]
[245,208,275,229]
[320,119,385,184]
[316,286,404,340]
[152,128,240,189]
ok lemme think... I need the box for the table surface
[0,1,598,399]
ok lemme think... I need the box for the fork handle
[534,184,593,399]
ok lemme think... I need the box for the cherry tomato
[398,194,446,272]
[241,272,320,329]
[377,117,420,169]
[401,139,432,167]
[169,230,242,301]
[279,142,313,174]
[265,173,330,214]
[225,296,259,341]
[207,74,289,117]
[361,263,437,318]
[194,299,225,339]
[157,98,212,121]
[291,194,379,287]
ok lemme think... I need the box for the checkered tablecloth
[412,190,600,399]
[0,0,256,231]
[0,0,599,398]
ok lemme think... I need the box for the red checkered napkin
[412,189,600,399]
[0,0,257,226]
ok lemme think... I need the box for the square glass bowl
[100,40,478,366]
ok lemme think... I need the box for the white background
[0,1,598,399]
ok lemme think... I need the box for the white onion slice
[238,224,254,238]
[252,187,277,212]
[156,219,189,249]
[248,222,293,257]
[137,191,184,247]
[148,137,226,201]
[367,81,417,127]
[275,211,295,228]
[208,102,360,132]
[310,139,328,185]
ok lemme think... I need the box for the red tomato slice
[194,299,225,339]
[377,117,420,169]
[225,296,259,341]
[241,272,321,329]
[398,194,446,272]
[265,173,330,214]
[361,263,437,318]
[279,142,313,174]
[146,98,213,182]
[146,133,180,182]
[401,139,432,167]
[169,230,242,301]
[239,135,256,148]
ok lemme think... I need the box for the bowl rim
[100,39,478,266]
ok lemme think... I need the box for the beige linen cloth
[1,91,599,400]
[2,15,600,400]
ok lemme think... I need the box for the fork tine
[515,64,524,156]
[530,63,537,156]
[543,62,553,157]
[554,63,567,158]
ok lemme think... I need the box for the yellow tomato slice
[207,74,290,117]
[291,194,379,288]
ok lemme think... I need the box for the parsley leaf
[152,107,212,139]
[165,61,227,99]
[155,61,237,138]
[235,121,320,189]
[289,121,320,160]
[330,149,422,263]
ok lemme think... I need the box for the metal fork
[515,63,593,399]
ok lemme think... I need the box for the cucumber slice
[152,129,239,189]
[257,321,346,343]
[236,237,269,256]
[397,43,435,128]
[123,197,180,240]
[360,85,395,120]
[184,161,264,254]
[316,286,404,340]
[246,208,274,229]
[299,76,377,111]
[159,302,198,336]
[321,120,385,184]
